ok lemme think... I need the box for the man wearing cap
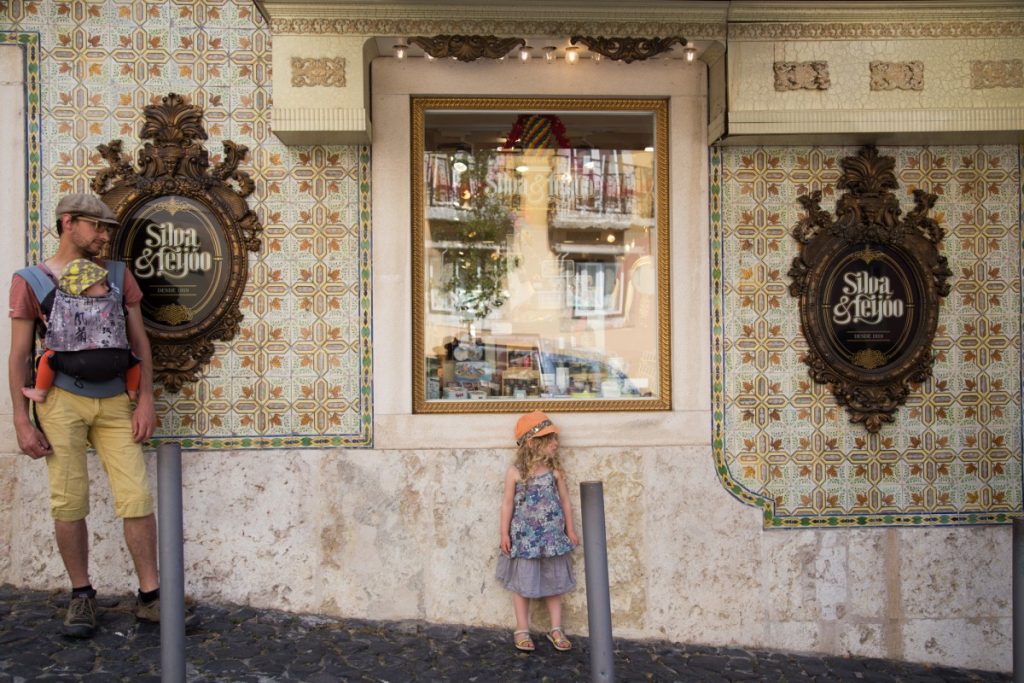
[8,193,159,638]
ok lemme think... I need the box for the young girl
[496,410,579,652]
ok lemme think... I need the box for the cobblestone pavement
[0,585,1011,682]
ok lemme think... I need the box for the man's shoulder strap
[14,265,56,312]
[104,259,126,300]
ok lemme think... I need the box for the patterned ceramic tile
[6,0,372,448]
[712,145,1022,527]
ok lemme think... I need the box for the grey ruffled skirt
[495,552,576,598]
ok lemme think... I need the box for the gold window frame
[412,97,671,413]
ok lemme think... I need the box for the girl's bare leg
[513,593,530,631]
[544,594,562,629]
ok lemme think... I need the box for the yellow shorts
[36,386,153,521]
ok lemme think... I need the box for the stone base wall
[0,446,1010,671]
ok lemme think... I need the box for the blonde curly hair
[514,432,563,481]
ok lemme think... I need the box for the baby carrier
[16,260,134,386]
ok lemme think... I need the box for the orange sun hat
[514,411,559,447]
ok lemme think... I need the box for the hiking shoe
[136,596,201,627]
[135,596,160,623]
[63,594,97,638]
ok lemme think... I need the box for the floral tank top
[510,470,574,560]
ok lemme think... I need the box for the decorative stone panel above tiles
[971,59,1024,89]
[870,61,924,91]
[271,35,376,145]
[719,6,1024,143]
[773,61,830,91]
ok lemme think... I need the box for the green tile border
[1,31,41,264]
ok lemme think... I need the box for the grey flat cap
[55,193,119,226]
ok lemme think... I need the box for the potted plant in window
[442,150,520,322]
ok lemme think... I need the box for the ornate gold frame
[411,97,671,413]
[93,93,262,392]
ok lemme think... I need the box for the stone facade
[0,0,1020,674]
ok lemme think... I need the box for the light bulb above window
[394,43,408,60]
[519,46,532,63]
[565,46,580,65]
[544,46,557,63]
[683,42,697,63]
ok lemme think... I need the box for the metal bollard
[157,442,186,683]
[1015,518,1024,683]
[580,481,615,683]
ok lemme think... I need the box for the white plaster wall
[0,53,1012,674]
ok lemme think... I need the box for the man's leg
[37,388,97,637]
[90,393,159,604]
[54,518,90,588]
[124,513,159,592]
[37,387,92,586]
[55,518,98,637]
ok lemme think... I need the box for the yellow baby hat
[59,259,108,297]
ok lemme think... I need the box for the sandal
[547,627,572,651]
[513,629,535,652]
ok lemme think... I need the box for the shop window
[412,97,670,412]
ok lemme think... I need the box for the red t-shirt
[8,259,143,321]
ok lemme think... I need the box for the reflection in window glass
[413,98,669,412]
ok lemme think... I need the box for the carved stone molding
[269,17,725,40]
[970,59,1024,89]
[291,57,346,87]
[774,61,830,91]
[569,36,683,63]
[730,20,1024,40]
[787,147,951,432]
[870,60,924,91]
[92,93,263,393]
[408,35,525,62]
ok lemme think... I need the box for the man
[8,193,159,638]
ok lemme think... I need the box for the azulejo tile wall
[3,0,372,448]
[712,145,1023,527]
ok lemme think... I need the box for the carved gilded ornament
[774,61,830,91]
[869,61,923,91]
[408,35,525,61]
[290,57,346,87]
[569,36,684,63]
[970,59,1023,89]
[787,147,951,433]
[92,93,263,393]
